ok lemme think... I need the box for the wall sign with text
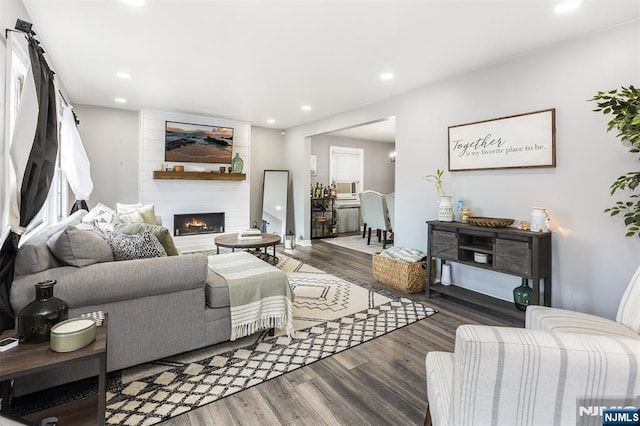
[448,108,556,171]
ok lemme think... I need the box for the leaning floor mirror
[261,170,289,241]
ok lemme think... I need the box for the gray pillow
[14,211,88,277]
[47,226,114,267]
[112,223,178,256]
[105,232,167,261]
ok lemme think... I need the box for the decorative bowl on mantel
[466,217,514,228]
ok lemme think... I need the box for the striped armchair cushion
[526,305,639,339]
[616,265,640,334]
[449,325,640,425]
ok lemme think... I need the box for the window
[329,146,364,199]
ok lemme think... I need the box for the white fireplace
[139,110,250,252]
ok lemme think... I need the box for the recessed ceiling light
[116,72,132,79]
[122,0,145,6]
[380,72,394,80]
[301,105,312,111]
[266,119,275,124]
[114,97,127,103]
[554,0,582,14]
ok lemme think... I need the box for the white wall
[284,20,640,319]
[310,134,395,194]
[140,110,250,252]
[250,126,285,227]
[74,105,139,209]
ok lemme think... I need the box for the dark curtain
[0,36,59,333]
[70,199,89,214]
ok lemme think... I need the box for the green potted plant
[589,86,640,238]
[425,169,453,221]
[425,169,446,196]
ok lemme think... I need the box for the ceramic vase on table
[513,278,533,311]
[530,207,549,232]
[438,196,453,222]
[17,280,68,343]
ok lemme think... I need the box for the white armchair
[425,265,640,426]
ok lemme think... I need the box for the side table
[0,314,108,425]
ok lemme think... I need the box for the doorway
[308,117,396,236]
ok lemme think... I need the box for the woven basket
[372,252,427,293]
[466,216,514,228]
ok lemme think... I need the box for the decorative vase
[18,280,68,343]
[231,153,244,173]
[438,196,453,222]
[513,278,533,311]
[441,263,452,286]
[530,207,549,232]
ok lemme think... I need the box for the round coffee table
[214,233,281,265]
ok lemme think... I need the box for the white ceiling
[21,0,640,132]
[324,117,396,143]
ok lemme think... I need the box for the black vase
[18,280,68,343]
[513,278,533,312]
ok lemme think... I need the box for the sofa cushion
[105,232,167,261]
[14,210,87,277]
[112,223,179,256]
[47,226,114,267]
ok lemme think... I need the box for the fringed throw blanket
[207,252,294,340]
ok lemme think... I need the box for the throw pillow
[116,202,142,215]
[116,202,156,225]
[112,223,179,256]
[105,232,167,261]
[47,226,114,267]
[82,202,115,224]
[114,210,144,224]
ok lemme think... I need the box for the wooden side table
[0,314,108,425]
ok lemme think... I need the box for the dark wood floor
[23,240,522,425]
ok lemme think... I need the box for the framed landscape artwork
[165,121,234,164]
[448,108,556,171]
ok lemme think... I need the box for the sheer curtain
[60,103,93,213]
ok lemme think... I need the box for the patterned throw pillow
[104,232,167,261]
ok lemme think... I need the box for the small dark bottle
[18,280,69,343]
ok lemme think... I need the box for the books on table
[237,228,262,240]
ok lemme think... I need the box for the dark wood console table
[426,221,552,314]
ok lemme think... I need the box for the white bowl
[474,252,488,264]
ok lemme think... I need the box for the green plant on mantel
[425,169,446,196]
[589,85,640,238]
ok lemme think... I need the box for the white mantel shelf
[153,171,246,181]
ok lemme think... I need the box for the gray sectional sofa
[9,210,235,395]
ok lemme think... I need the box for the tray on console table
[425,220,552,312]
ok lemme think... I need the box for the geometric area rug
[13,254,437,425]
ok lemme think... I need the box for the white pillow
[116,202,143,215]
[82,202,115,224]
[117,203,156,225]
[114,210,144,224]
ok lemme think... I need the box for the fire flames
[185,219,208,229]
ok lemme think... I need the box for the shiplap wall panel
[140,110,251,252]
